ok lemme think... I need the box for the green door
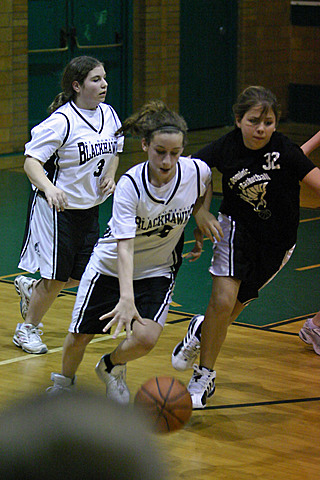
[180,0,237,129]
[28,0,132,131]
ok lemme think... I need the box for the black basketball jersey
[194,129,316,247]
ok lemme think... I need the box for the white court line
[0,323,171,366]
[0,332,127,366]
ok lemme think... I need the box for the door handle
[74,37,122,49]
[29,45,69,53]
[29,28,69,54]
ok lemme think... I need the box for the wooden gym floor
[0,122,320,479]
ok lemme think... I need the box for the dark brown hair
[233,86,281,125]
[116,100,188,146]
[48,56,103,113]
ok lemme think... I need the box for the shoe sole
[190,385,215,409]
[298,332,312,345]
[13,336,48,354]
[191,391,210,409]
[12,336,21,348]
[299,331,320,355]
[192,402,206,409]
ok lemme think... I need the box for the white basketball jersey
[90,157,212,279]
[25,101,124,209]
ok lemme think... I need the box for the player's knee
[135,331,158,353]
[208,294,234,318]
[41,278,65,295]
[69,333,93,349]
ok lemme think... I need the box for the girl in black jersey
[13,56,123,354]
[171,86,320,408]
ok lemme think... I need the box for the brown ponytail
[116,100,188,145]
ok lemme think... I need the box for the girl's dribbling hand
[99,299,146,339]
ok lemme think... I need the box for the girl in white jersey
[13,56,124,354]
[47,100,222,401]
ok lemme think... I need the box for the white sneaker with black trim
[14,275,37,320]
[95,355,130,405]
[171,315,204,371]
[188,364,216,409]
[299,318,320,355]
[46,373,76,395]
[13,323,48,354]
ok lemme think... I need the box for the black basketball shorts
[69,265,175,334]
[209,214,295,304]
[19,193,99,282]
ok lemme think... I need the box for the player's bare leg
[199,275,243,370]
[46,332,94,395]
[25,279,66,327]
[311,310,320,327]
[95,320,162,405]
[62,332,95,378]
[188,276,243,408]
[110,319,163,364]
[64,278,80,289]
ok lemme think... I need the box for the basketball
[134,376,192,433]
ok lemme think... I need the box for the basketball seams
[156,377,189,402]
[155,376,174,402]
[138,385,170,430]
[134,376,192,433]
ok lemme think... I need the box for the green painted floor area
[174,204,320,326]
[1,168,320,327]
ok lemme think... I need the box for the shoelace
[25,325,44,343]
[192,365,214,392]
[182,335,200,359]
[114,368,126,394]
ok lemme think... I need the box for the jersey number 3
[94,159,105,177]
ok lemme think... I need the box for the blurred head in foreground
[0,391,168,480]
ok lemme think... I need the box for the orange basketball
[134,376,192,433]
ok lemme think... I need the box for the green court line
[0,275,316,332]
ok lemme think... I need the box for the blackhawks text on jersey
[24,101,124,209]
[90,157,212,279]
